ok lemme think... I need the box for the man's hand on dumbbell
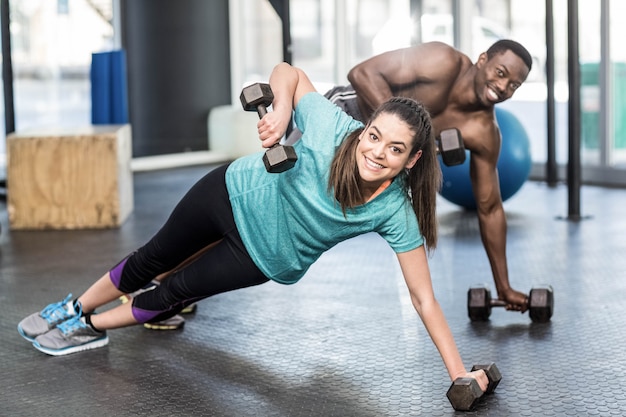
[468,284,554,322]
[499,287,530,313]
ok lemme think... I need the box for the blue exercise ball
[439,108,532,210]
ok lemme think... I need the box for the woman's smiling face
[355,112,422,189]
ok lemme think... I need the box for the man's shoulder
[407,42,469,75]
[463,110,499,135]
[458,111,501,156]
[416,42,465,59]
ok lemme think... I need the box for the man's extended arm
[347,42,458,119]
[347,52,397,118]
[469,142,528,311]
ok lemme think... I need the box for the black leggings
[109,164,269,323]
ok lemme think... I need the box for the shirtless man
[302,40,532,312]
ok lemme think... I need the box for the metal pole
[599,0,611,167]
[410,0,423,44]
[452,0,461,50]
[268,0,291,64]
[281,0,291,64]
[567,0,581,220]
[267,0,292,136]
[452,0,472,56]
[0,0,13,203]
[545,0,557,186]
[1,0,15,135]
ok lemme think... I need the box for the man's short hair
[487,39,533,71]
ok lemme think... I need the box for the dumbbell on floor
[240,83,298,173]
[467,284,554,323]
[436,128,466,166]
[446,362,502,411]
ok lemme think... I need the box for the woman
[18,62,488,393]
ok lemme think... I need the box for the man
[295,40,532,312]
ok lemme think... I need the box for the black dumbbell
[240,83,298,173]
[467,284,554,323]
[446,362,502,411]
[436,128,466,166]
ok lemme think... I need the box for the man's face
[474,50,530,105]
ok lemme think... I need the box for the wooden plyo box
[7,124,134,230]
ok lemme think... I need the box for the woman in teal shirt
[19,62,488,395]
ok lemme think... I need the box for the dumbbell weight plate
[528,285,554,323]
[446,377,484,411]
[263,145,298,173]
[438,128,466,166]
[467,285,492,321]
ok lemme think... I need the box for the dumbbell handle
[490,298,531,309]
[255,104,268,119]
[490,299,508,308]
[253,105,281,150]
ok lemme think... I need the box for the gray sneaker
[143,314,185,330]
[33,315,109,356]
[18,294,78,342]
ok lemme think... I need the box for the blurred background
[0,0,624,186]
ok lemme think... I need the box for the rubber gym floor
[1,163,625,417]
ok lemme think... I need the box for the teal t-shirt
[225,92,423,284]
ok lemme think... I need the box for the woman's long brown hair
[328,97,442,251]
